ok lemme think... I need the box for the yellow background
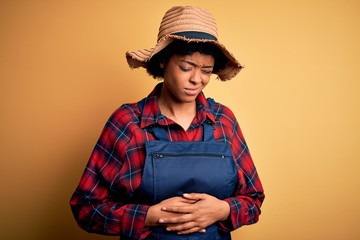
[1,0,359,239]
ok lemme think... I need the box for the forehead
[172,52,215,67]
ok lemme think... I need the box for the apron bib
[136,121,237,239]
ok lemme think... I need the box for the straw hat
[126,6,243,81]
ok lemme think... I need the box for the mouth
[184,88,199,96]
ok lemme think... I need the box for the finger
[165,221,197,232]
[183,193,205,200]
[161,205,194,213]
[159,214,191,224]
[179,198,198,204]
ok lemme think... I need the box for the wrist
[218,200,230,221]
[145,205,160,227]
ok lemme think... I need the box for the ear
[160,63,165,69]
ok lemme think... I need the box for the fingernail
[183,193,189,197]
[201,229,206,233]
[166,227,171,231]
[161,207,167,210]
[159,219,164,223]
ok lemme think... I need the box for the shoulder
[106,102,142,130]
[207,98,238,127]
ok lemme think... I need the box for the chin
[182,96,197,103]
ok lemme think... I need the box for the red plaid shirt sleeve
[70,105,151,239]
[211,102,265,231]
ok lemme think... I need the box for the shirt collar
[139,83,215,129]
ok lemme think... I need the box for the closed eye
[202,69,212,75]
[179,66,191,72]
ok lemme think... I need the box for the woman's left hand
[159,193,230,234]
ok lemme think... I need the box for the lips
[184,88,199,96]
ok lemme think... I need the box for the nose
[189,69,202,84]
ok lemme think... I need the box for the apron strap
[150,125,170,141]
[203,119,214,142]
[138,97,215,142]
[149,119,214,142]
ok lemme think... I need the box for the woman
[70,6,265,240]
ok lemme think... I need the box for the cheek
[163,64,183,81]
[169,69,190,84]
[202,75,211,86]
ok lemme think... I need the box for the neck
[158,99,196,117]
[157,92,197,131]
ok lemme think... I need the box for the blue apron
[136,120,238,239]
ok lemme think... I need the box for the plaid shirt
[70,83,265,239]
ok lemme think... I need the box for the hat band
[172,31,217,41]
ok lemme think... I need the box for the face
[160,52,215,104]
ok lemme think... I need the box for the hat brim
[126,34,243,81]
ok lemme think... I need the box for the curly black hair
[146,40,228,79]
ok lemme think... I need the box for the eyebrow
[180,59,214,69]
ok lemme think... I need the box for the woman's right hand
[145,196,197,227]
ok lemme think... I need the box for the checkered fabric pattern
[70,83,265,239]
